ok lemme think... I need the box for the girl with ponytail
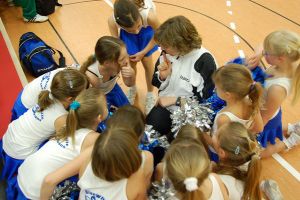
[204,63,264,162]
[1,69,87,184]
[248,30,300,157]
[165,139,228,200]
[15,88,107,199]
[213,122,262,200]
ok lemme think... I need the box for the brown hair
[133,0,145,8]
[213,64,263,120]
[165,140,210,200]
[175,124,209,155]
[106,105,145,138]
[38,68,88,111]
[154,16,202,55]
[114,0,141,28]
[214,122,262,200]
[91,127,142,181]
[264,30,300,104]
[80,36,125,74]
[55,88,106,143]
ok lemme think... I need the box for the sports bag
[19,32,65,77]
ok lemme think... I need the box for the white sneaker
[145,92,156,115]
[126,86,137,105]
[24,14,48,23]
[284,132,300,149]
[288,121,300,135]
[260,180,283,200]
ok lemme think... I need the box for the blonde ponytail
[243,155,262,200]
[38,90,54,111]
[80,55,96,74]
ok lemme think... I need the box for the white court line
[227,10,233,15]
[238,50,245,58]
[230,22,236,30]
[226,1,231,7]
[233,35,240,43]
[272,153,300,182]
[103,0,113,8]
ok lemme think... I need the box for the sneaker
[126,86,137,105]
[145,92,156,115]
[287,121,300,136]
[24,14,48,23]
[283,132,300,149]
[260,180,283,200]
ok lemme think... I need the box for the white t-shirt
[21,68,64,108]
[220,175,244,200]
[78,153,145,200]
[17,128,93,199]
[2,101,67,159]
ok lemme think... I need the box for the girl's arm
[121,63,136,87]
[129,10,160,62]
[108,15,119,38]
[40,147,93,200]
[261,86,287,125]
[142,150,154,188]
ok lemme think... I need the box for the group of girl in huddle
[1,0,300,199]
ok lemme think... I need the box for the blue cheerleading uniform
[116,0,158,57]
[257,77,292,147]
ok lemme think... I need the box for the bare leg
[141,55,154,92]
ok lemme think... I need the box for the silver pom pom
[50,180,80,200]
[171,97,214,134]
[148,179,177,200]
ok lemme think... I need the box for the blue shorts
[120,26,158,57]
[97,83,130,133]
[6,176,28,200]
[11,90,28,121]
[257,109,283,148]
[0,140,24,182]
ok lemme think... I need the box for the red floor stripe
[0,32,23,138]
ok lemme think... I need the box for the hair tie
[249,81,256,93]
[70,101,80,110]
[235,145,240,155]
[184,177,198,192]
[48,90,54,100]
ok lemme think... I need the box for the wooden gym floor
[0,0,299,199]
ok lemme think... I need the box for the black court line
[249,0,300,27]
[57,0,268,67]
[48,19,79,64]
[153,1,267,68]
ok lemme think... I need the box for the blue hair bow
[70,101,80,110]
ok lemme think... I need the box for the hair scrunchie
[184,177,198,192]
[70,101,80,110]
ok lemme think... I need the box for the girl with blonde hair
[14,88,107,199]
[165,139,228,200]
[248,30,300,157]
[1,69,88,182]
[41,128,153,200]
[213,122,262,200]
